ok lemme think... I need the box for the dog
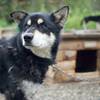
[0,6,69,100]
[81,15,100,29]
[81,15,100,24]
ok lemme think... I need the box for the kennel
[56,30,100,76]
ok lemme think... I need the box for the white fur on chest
[21,80,42,100]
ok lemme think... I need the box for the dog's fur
[0,6,69,100]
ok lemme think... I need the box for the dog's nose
[24,35,33,43]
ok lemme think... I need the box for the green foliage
[0,19,8,27]
[64,0,100,31]
[0,0,100,30]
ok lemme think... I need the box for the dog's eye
[27,19,32,26]
[37,18,44,25]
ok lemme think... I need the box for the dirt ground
[0,78,100,100]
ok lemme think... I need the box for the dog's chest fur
[0,39,52,100]
[5,43,52,84]
[0,38,53,100]
[0,38,52,82]
[21,80,42,100]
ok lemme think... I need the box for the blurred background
[0,0,100,31]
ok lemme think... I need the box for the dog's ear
[10,11,28,23]
[51,6,69,27]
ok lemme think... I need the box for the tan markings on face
[37,18,44,24]
[27,19,32,26]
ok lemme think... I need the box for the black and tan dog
[81,15,100,29]
[0,6,69,100]
[81,15,100,24]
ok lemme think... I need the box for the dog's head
[10,6,69,58]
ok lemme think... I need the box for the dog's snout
[24,35,33,42]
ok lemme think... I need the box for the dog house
[56,30,100,79]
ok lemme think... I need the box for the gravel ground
[33,78,100,100]
[0,78,100,100]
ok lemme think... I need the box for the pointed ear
[10,11,28,23]
[51,6,69,27]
